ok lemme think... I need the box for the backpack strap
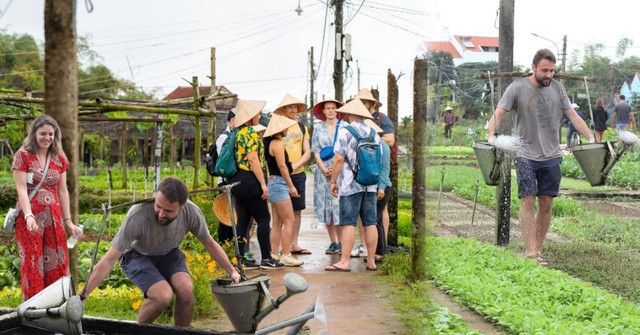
[298,122,306,137]
[345,125,361,141]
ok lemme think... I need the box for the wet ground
[192,176,403,334]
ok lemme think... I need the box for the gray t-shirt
[112,200,211,256]
[613,102,632,124]
[497,77,571,161]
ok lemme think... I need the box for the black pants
[230,170,272,260]
[375,186,392,255]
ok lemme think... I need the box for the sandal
[527,254,549,267]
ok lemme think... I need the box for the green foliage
[0,243,19,288]
[432,237,640,333]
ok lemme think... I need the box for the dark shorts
[514,157,562,198]
[120,248,189,294]
[339,192,377,226]
[290,172,306,211]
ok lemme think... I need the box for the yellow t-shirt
[283,123,308,174]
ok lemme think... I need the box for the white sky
[2,1,640,117]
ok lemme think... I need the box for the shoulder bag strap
[16,153,51,214]
[331,120,340,145]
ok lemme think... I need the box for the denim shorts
[514,157,562,198]
[120,248,189,294]
[268,175,291,203]
[339,192,377,226]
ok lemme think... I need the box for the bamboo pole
[479,72,596,82]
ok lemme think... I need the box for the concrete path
[193,174,404,334]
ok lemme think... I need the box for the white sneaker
[280,253,303,267]
[271,252,281,262]
[351,244,366,258]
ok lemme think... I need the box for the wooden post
[44,0,79,283]
[411,58,429,281]
[208,48,217,186]
[496,0,515,246]
[309,46,315,136]
[120,124,128,189]
[191,76,201,189]
[387,69,399,247]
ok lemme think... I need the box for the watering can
[472,141,504,186]
[211,272,312,334]
[16,276,83,335]
[572,141,632,186]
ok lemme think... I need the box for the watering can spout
[16,276,83,335]
[572,142,629,186]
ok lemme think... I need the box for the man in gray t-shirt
[612,94,636,130]
[81,177,241,327]
[487,49,594,266]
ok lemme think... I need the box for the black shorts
[514,157,562,198]
[120,248,189,294]
[290,172,306,211]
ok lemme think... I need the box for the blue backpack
[345,125,381,186]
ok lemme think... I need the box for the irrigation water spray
[616,130,640,145]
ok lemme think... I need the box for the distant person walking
[487,49,594,266]
[311,98,345,254]
[612,94,635,130]
[443,106,455,139]
[564,103,585,148]
[593,98,608,142]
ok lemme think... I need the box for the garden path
[192,175,404,334]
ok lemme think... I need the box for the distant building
[422,35,499,65]
[619,72,640,105]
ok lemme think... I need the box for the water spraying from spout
[616,130,639,145]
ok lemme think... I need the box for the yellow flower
[132,299,142,311]
[129,293,136,300]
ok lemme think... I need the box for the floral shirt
[236,125,265,171]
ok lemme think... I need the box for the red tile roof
[453,35,499,51]
[422,41,462,58]
[164,85,230,100]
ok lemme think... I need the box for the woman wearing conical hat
[272,93,313,255]
[310,98,346,254]
[263,114,304,267]
[227,99,282,270]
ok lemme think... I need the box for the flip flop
[325,264,350,272]
[292,248,312,255]
[366,266,377,271]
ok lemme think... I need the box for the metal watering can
[472,140,504,186]
[16,276,83,335]
[211,272,319,335]
[571,141,632,186]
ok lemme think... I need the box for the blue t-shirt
[372,111,394,135]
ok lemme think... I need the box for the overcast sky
[2,1,640,117]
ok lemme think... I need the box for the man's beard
[157,215,176,226]
[535,75,551,87]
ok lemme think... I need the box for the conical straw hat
[312,99,344,121]
[264,114,298,137]
[274,94,307,115]
[234,99,266,126]
[364,119,383,133]
[212,193,237,227]
[252,124,266,133]
[337,98,374,120]
[355,88,382,110]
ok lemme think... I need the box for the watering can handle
[259,281,277,308]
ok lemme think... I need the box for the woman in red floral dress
[11,114,82,300]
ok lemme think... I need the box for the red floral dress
[12,149,69,300]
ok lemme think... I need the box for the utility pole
[309,46,316,134]
[356,60,361,91]
[496,0,515,246]
[332,0,344,102]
